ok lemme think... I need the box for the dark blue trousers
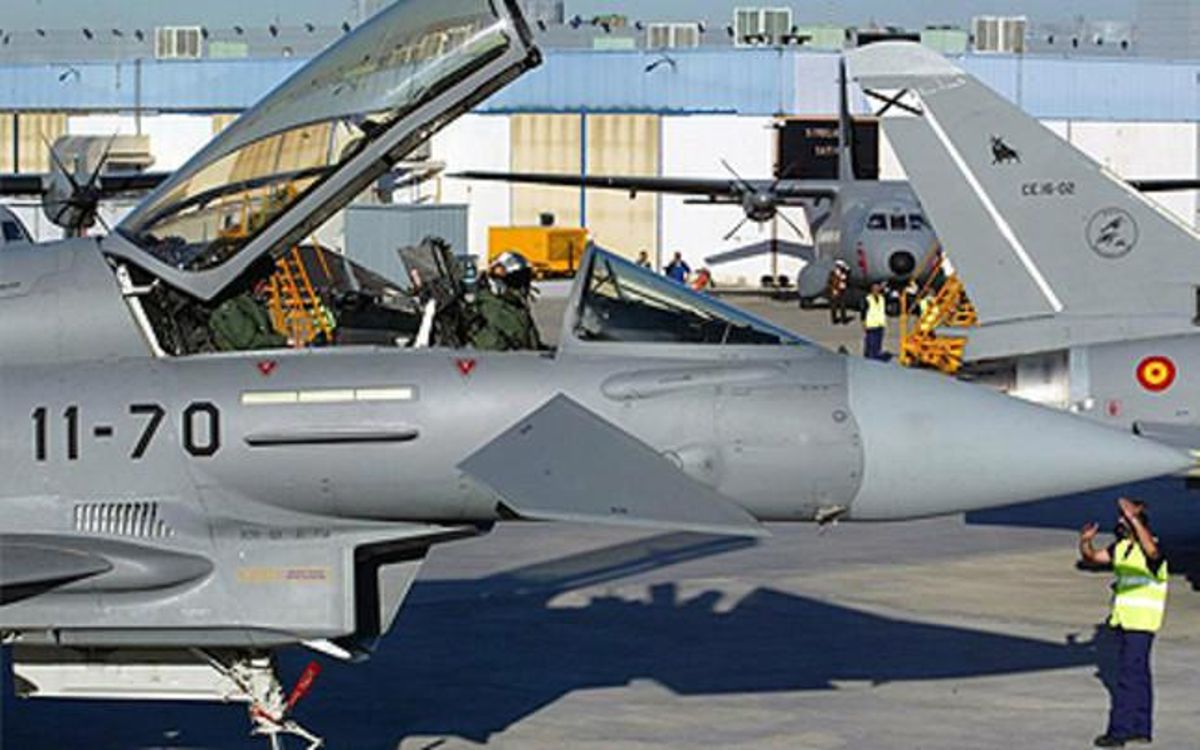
[863,327,885,360]
[1107,627,1155,740]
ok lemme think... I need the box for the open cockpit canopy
[110,0,538,301]
[565,247,811,348]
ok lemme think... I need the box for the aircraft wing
[1127,178,1200,193]
[0,172,170,197]
[454,170,744,197]
[454,170,841,203]
[0,175,47,196]
[0,538,113,605]
[460,394,767,538]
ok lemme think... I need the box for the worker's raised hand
[1080,522,1100,542]
[1117,497,1139,520]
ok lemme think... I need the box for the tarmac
[4,292,1199,750]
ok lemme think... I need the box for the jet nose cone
[844,358,1190,520]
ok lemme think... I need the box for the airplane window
[867,214,886,230]
[909,214,926,231]
[575,249,808,346]
[890,215,908,231]
[118,0,512,272]
[1,221,28,242]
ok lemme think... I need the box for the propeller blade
[720,159,757,195]
[722,215,750,242]
[84,133,120,194]
[776,209,808,240]
[93,209,112,234]
[771,156,802,192]
[41,134,82,192]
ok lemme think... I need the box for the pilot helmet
[490,251,533,294]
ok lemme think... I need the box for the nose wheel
[194,650,325,750]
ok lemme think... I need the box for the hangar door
[510,113,659,261]
[0,113,68,171]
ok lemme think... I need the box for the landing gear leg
[194,650,325,750]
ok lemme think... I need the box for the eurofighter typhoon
[0,3,1188,747]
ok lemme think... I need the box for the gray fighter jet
[0,7,1189,749]
[847,42,1200,450]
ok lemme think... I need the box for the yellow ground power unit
[488,226,588,278]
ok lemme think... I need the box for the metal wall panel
[429,113,512,257]
[0,54,1199,123]
[482,49,794,115]
[1068,121,1199,227]
[15,112,66,171]
[0,59,300,112]
[344,204,469,285]
[584,114,659,260]
[509,113,583,229]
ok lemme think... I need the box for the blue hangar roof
[0,49,1197,122]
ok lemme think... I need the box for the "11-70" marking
[32,402,221,462]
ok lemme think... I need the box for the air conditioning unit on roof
[155,26,203,60]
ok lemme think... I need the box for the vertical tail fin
[848,42,1200,329]
[837,57,856,182]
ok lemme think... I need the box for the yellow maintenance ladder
[899,268,978,375]
[267,247,334,348]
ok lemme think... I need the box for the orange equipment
[488,226,587,279]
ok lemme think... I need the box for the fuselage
[800,183,939,300]
[0,237,1186,646]
[0,346,862,525]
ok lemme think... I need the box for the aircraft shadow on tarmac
[968,477,1200,591]
[3,531,1100,750]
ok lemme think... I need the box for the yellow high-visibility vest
[1109,538,1168,632]
[865,294,887,329]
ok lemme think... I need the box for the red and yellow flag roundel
[1136,356,1177,392]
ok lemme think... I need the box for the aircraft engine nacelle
[742,192,778,223]
[42,170,98,233]
[887,248,917,277]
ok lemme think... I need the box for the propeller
[722,215,750,242]
[775,209,807,240]
[717,157,812,244]
[39,134,119,235]
[720,158,758,196]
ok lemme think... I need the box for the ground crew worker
[664,252,691,284]
[827,260,850,325]
[1080,497,1168,748]
[861,282,888,360]
[469,251,543,351]
[210,279,287,351]
[917,291,941,334]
